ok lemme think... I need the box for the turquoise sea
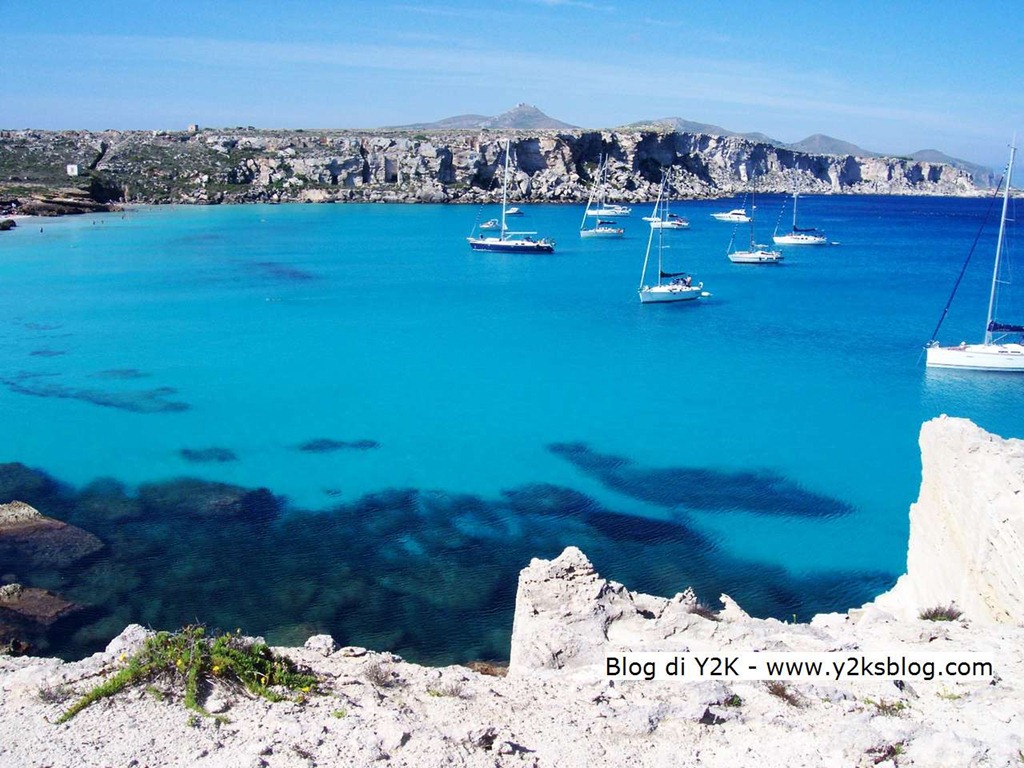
[2,195,1022,663]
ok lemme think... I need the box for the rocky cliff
[0,127,979,214]
[871,416,1024,624]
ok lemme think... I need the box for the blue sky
[3,0,1022,169]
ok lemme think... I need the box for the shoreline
[1,127,984,215]
[2,415,1022,766]
[0,189,991,225]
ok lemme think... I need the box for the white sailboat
[726,193,783,264]
[773,190,828,245]
[638,180,708,303]
[643,171,690,230]
[580,155,625,237]
[468,140,555,254]
[926,143,1024,371]
[580,218,625,238]
[583,156,631,218]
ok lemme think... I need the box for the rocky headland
[0,126,981,218]
[0,415,1022,766]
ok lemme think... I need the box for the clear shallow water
[1,196,1021,663]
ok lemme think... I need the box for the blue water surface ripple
[0,195,1020,663]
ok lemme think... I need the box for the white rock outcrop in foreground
[872,415,1024,623]
[1,416,1023,766]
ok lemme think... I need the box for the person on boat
[683,275,692,287]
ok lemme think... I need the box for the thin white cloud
[391,3,492,19]
[526,0,608,9]
[7,31,1003,154]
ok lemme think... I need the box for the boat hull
[468,237,554,254]
[650,220,689,230]
[773,233,828,245]
[587,207,631,217]
[727,249,784,264]
[638,284,705,303]
[925,343,1024,371]
[580,228,624,238]
[712,213,750,223]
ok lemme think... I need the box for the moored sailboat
[726,193,783,264]
[583,156,631,218]
[926,143,1024,371]
[638,179,708,303]
[467,140,555,254]
[773,190,828,245]
[643,171,690,230]
[581,156,627,237]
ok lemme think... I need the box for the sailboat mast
[984,143,1016,345]
[500,140,511,240]
[639,224,655,290]
[582,155,601,229]
[748,192,756,249]
[792,191,798,230]
[656,176,667,285]
[656,225,665,286]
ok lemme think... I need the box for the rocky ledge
[0,127,980,217]
[0,415,1021,767]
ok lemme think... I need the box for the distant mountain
[393,107,993,183]
[910,150,996,187]
[390,103,577,131]
[622,117,736,135]
[484,103,578,130]
[620,117,782,145]
[787,134,880,157]
[399,113,492,130]
[627,120,879,158]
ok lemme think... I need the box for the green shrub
[57,625,318,723]
[866,697,908,717]
[919,604,962,621]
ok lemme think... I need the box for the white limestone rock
[103,623,153,658]
[302,633,336,656]
[0,500,43,526]
[871,415,1024,623]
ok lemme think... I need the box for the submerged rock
[179,447,238,463]
[0,582,82,652]
[137,478,281,525]
[0,501,104,570]
[1,416,1024,766]
[297,437,380,453]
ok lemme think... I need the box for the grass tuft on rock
[919,604,963,622]
[57,625,318,723]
